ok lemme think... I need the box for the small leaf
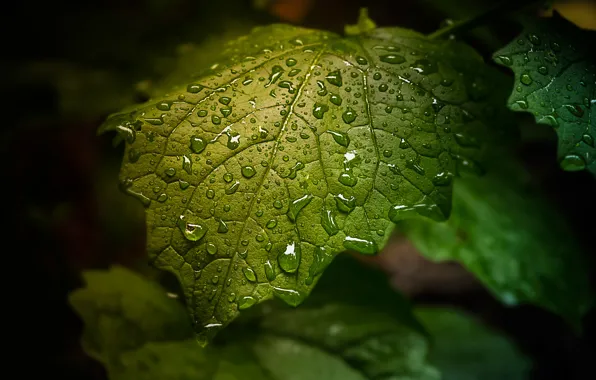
[69,262,438,379]
[493,13,596,175]
[101,20,512,339]
[415,307,531,380]
[400,156,592,328]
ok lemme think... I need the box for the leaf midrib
[208,46,328,326]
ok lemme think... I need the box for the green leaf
[493,14,596,174]
[100,21,511,340]
[400,156,592,327]
[68,266,193,365]
[70,264,438,379]
[415,307,531,380]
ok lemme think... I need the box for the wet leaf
[493,13,596,175]
[400,156,592,328]
[100,11,511,340]
[69,265,438,379]
[415,307,531,380]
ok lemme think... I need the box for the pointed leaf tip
[345,8,377,36]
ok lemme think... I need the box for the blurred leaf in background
[415,307,531,380]
[69,258,438,379]
[400,153,593,328]
[70,255,534,379]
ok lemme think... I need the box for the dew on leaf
[241,166,256,178]
[223,173,234,183]
[539,115,559,128]
[520,73,533,85]
[212,115,223,125]
[266,219,277,229]
[156,101,172,111]
[278,241,301,273]
[243,267,257,282]
[528,34,541,45]
[187,84,203,93]
[335,193,355,213]
[494,55,512,66]
[305,246,332,285]
[287,194,313,222]
[225,181,240,195]
[454,133,480,148]
[564,104,584,118]
[286,58,297,67]
[279,81,296,93]
[238,295,257,310]
[218,219,229,233]
[432,171,453,186]
[264,260,276,281]
[177,215,207,242]
[338,172,357,187]
[165,167,176,177]
[182,155,192,174]
[356,56,368,65]
[220,107,232,117]
[325,70,343,87]
[321,210,339,236]
[343,236,377,255]
[330,93,342,105]
[513,100,528,110]
[265,65,284,87]
[560,154,586,171]
[207,242,218,255]
[380,54,406,64]
[273,287,303,306]
[190,136,207,154]
[388,203,445,223]
[411,59,437,75]
[328,130,350,147]
[179,179,190,190]
[313,103,329,119]
[342,108,357,124]
[288,161,305,179]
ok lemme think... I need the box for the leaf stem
[428,0,541,40]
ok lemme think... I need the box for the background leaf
[400,154,592,327]
[415,307,531,380]
[68,266,193,365]
[100,20,513,340]
[69,259,438,379]
[493,13,595,174]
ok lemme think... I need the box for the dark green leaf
[415,307,531,380]
[493,14,595,174]
[100,14,511,339]
[400,156,592,327]
[68,266,193,365]
[69,264,438,379]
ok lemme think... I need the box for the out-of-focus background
[5,0,595,378]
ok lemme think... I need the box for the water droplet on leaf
[177,215,207,242]
[278,241,301,273]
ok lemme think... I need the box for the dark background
[4,0,595,378]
